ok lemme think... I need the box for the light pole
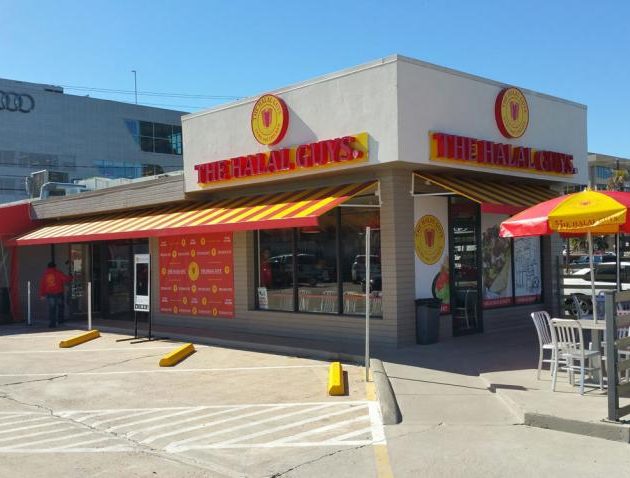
[132,70,137,105]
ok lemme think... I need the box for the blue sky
[3,0,629,156]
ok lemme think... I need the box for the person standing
[39,262,72,328]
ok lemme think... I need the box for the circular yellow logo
[202,297,208,306]
[211,248,217,257]
[415,215,445,265]
[171,250,177,259]
[192,307,198,315]
[191,249,196,258]
[200,238,206,246]
[224,265,230,275]
[495,87,529,138]
[191,284,197,294]
[188,261,200,282]
[172,284,178,293]
[173,305,179,314]
[182,296,188,305]
[161,267,167,276]
[212,307,218,317]
[212,284,218,294]
[251,94,289,146]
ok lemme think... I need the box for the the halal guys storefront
[13,56,587,348]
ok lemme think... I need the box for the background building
[588,153,630,191]
[0,78,185,203]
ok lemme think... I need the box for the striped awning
[14,181,376,246]
[414,172,558,214]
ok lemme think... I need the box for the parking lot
[0,326,385,478]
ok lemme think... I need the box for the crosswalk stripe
[202,404,368,449]
[130,407,246,438]
[91,409,158,427]
[269,414,370,445]
[0,416,50,429]
[0,426,76,444]
[0,421,61,436]
[143,405,286,445]
[3,431,94,450]
[109,406,206,432]
[166,403,336,451]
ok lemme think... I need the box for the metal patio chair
[530,311,556,380]
[550,318,603,395]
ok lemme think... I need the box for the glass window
[139,121,154,137]
[340,208,382,317]
[154,138,173,154]
[154,123,172,139]
[258,229,294,311]
[140,136,154,153]
[297,211,338,313]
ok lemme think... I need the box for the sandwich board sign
[134,254,150,312]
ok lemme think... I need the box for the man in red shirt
[39,262,72,328]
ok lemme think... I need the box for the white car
[563,262,630,314]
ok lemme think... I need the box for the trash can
[595,293,605,319]
[415,298,442,345]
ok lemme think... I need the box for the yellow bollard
[59,330,100,348]
[159,343,195,367]
[328,361,345,396]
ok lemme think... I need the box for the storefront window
[481,214,513,308]
[297,212,338,313]
[340,208,382,317]
[258,229,294,311]
[255,205,382,317]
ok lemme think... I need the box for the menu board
[514,237,542,304]
[159,233,234,318]
[481,214,513,308]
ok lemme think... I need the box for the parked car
[563,262,630,314]
[569,253,616,266]
[351,255,381,283]
[264,253,326,287]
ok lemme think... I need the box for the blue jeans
[46,294,63,326]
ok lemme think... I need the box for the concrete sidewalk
[380,325,630,476]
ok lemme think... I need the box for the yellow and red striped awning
[15,181,376,246]
[414,173,557,214]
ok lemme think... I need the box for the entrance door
[449,198,482,335]
[91,240,149,322]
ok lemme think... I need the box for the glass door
[449,198,482,335]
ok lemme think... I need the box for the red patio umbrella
[500,189,630,321]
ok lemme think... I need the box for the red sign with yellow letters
[159,233,234,318]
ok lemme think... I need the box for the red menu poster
[159,233,234,318]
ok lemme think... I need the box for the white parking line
[0,426,76,444]
[0,364,328,378]
[269,414,370,445]
[0,420,64,435]
[2,431,94,450]
[143,405,287,445]
[197,404,368,450]
[0,347,176,354]
[165,403,336,451]
[127,407,244,438]
[108,407,206,431]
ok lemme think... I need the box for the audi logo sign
[0,92,35,113]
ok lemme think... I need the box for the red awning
[13,182,377,246]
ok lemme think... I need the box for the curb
[524,412,630,443]
[59,330,100,348]
[480,374,630,443]
[370,358,402,425]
